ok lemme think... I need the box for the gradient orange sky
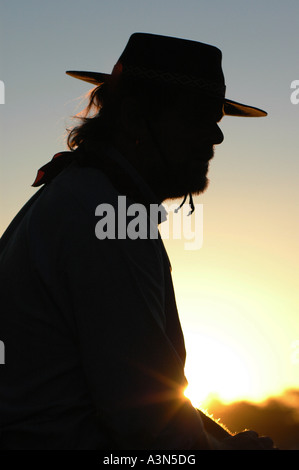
[1,0,298,405]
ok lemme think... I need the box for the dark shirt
[0,143,208,449]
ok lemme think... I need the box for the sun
[183,330,257,408]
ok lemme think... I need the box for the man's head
[66,33,267,202]
[112,87,224,201]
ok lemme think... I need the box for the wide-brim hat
[66,33,267,118]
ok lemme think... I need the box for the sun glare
[166,260,293,407]
[183,332,253,407]
[182,324,277,408]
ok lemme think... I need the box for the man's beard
[136,142,214,202]
[156,148,213,201]
[161,167,210,201]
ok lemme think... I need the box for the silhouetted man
[0,33,274,450]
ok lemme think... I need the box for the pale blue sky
[1,0,298,402]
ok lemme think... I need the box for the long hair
[67,83,115,150]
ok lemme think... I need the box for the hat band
[122,64,226,97]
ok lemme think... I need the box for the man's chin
[191,177,210,196]
[163,176,209,201]
[187,177,209,197]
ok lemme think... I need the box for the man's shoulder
[47,161,120,215]
[31,161,165,254]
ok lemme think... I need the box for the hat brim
[66,70,267,117]
[223,99,267,117]
[66,70,109,85]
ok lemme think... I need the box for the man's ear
[119,96,147,141]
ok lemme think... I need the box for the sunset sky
[1,0,298,407]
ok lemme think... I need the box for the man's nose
[203,122,224,145]
[213,124,224,145]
